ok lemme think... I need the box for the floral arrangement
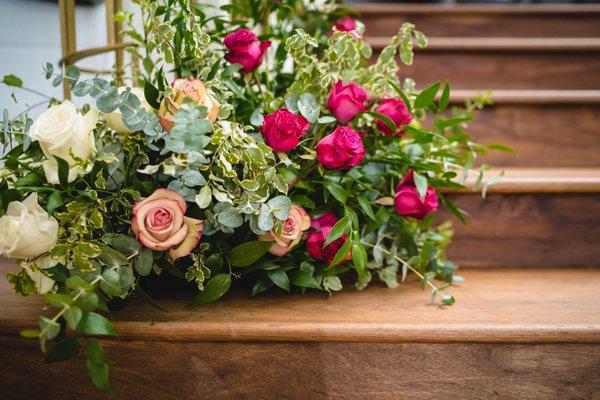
[0,0,498,391]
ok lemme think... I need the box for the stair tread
[449,89,600,104]
[352,3,600,15]
[368,37,600,51]
[1,266,599,343]
[453,168,600,193]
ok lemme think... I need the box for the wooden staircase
[1,3,600,399]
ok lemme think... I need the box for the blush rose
[375,98,412,136]
[260,109,310,152]
[131,189,204,260]
[394,170,439,220]
[224,28,271,73]
[326,80,368,123]
[259,204,311,256]
[316,126,365,170]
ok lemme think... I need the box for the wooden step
[370,37,600,90]
[447,90,600,168]
[445,168,600,268]
[354,3,600,38]
[0,268,599,399]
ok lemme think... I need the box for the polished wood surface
[1,339,598,400]
[355,4,600,38]
[449,89,600,104]
[1,267,599,343]
[447,193,600,267]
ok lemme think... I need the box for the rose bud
[375,98,412,136]
[394,170,439,220]
[260,109,310,153]
[258,204,311,256]
[223,28,271,73]
[316,126,365,170]
[131,189,204,260]
[158,78,220,132]
[333,16,357,33]
[326,80,368,123]
[306,212,352,265]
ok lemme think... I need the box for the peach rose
[158,78,220,132]
[131,189,204,260]
[259,204,310,256]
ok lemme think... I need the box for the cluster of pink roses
[129,19,439,261]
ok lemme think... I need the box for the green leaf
[322,275,343,292]
[414,82,440,109]
[229,241,274,267]
[251,276,273,296]
[351,243,367,278]
[438,81,450,111]
[435,116,472,130]
[144,80,160,110]
[86,339,110,391]
[102,234,141,257]
[66,276,93,291]
[357,196,376,221]
[324,181,347,204]
[20,329,41,338]
[267,269,290,292]
[442,294,456,306]
[76,292,99,313]
[328,236,352,268]
[134,248,153,276]
[99,246,129,266]
[46,190,64,213]
[290,269,321,289]
[297,93,319,123]
[77,312,116,336]
[412,171,428,201]
[46,293,73,308]
[54,156,70,186]
[2,74,23,87]
[267,195,292,220]
[63,306,83,330]
[323,216,349,247]
[365,111,396,135]
[189,273,231,306]
[39,317,61,340]
[487,143,515,153]
[45,336,80,363]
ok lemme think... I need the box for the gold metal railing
[58,0,134,99]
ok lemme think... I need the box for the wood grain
[446,194,600,267]
[1,339,598,400]
[1,267,600,343]
[355,4,600,38]
[449,89,600,105]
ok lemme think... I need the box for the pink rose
[375,98,412,136]
[260,109,310,152]
[326,80,368,123]
[394,170,439,220]
[333,16,357,32]
[131,189,204,260]
[316,126,365,170]
[306,212,352,264]
[223,28,271,73]
[259,205,311,256]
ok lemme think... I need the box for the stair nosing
[447,90,600,105]
[352,3,600,15]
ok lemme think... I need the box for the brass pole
[58,0,76,100]
[105,0,124,83]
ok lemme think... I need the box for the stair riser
[462,104,600,167]
[446,193,600,268]
[1,339,598,399]
[373,51,600,90]
[359,14,600,38]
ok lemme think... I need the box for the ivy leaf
[267,269,290,292]
[188,273,231,306]
[229,241,274,267]
[414,82,440,109]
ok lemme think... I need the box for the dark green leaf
[267,269,290,292]
[351,243,367,278]
[365,111,396,135]
[251,275,273,296]
[414,82,440,109]
[323,216,350,247]
[438,81,450,111]
[54,156,70,186]
[290,269,321,289]
[63,306,83,330]
[328,236,352,268]
[442,294,456,306]
[45,336,80,363]
[2,74,23,87]
[144,80,161,110]
[189,273,231,306]
[357,196,376,221]
[134,248,153,276]
[324,181,347,204]
[229,241,274,267]
[46,190,64,213]
[77,312,116,336]
[86,339,109,391]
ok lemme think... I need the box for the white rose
[22,255,62,294]
[104,87,153,134]
[0,193,59,259]
[28,100,98,184]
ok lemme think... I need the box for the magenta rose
[131,189,204,260]
[260,109,310,153]
[223,28,271,73]
[259,204,311,256]
[375,98,412,136]
[333,16,357,32]
[326,80,368,123]
[394,170,439,220]
[316,126,365,170]
[306,212,352,264]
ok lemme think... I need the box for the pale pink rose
[259,204,310,256]
[131,188,204,260]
